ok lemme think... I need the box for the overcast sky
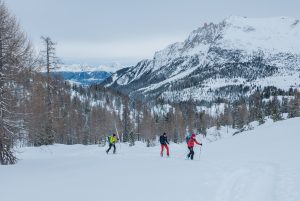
[5,0,300,67]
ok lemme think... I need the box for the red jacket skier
[187,133,202,160]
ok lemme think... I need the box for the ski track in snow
[1,118,300,201]
[213,163,277,201]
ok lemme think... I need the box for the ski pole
[114,121,121,152]
[199,145,202,161]
[183,149,189,159]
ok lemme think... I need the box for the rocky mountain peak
[103,16,300,103]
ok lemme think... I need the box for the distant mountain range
[48,64,122,85]
[51,71,111,85]
[102,16,300,103]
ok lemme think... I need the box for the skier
[106,134,118,154]
[159,132,170,157]
[187,133,202,160]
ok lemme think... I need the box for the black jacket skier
[159,133,169,145]
[159,133,170,157]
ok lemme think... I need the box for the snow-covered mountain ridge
[103,16,300,102]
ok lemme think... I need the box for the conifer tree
[122,97,131,142]
[288,90,300,118]
[270,96,282,122]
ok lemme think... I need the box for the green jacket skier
[106,134,118,154]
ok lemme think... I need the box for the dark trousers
[187,147,194,160]
[106,143,116,154]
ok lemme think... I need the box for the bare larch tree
[38,36,59,145]
[0,0,32,164]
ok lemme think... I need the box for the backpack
[185,134,191,144]
[107,136,110,144]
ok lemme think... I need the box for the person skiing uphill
[187,133,202,160]
[159,132,170,157]
[106,134,118,154]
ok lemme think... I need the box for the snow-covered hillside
[219,16,300,54]
[1,118,299,201]
[103,16,300,102]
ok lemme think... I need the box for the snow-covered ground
[1,118,300,201]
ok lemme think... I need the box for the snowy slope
[1,118,299,201]
[104,16,300,102]
[220,16,300,53]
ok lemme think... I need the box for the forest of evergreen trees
[0,0,299,165]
